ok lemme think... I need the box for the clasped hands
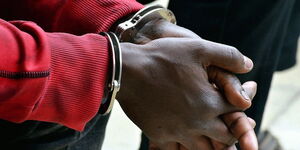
[117,19,258,150]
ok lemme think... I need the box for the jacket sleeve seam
[0,69,50,79]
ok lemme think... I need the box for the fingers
[149,142,179,150]
[211,139,228,150]
[181,136,213,150]
[135,32,254,75]
[226,145,238,150]
[202,118,238,146]
[222,112,258,150]
[247,117,256,127]
[179,145,188,150]
[150,139,213,150]
[198,39,253,74]
[239,128,258,150]
[211,143,237,150]
[241,81,257,100]
[208,67,257,110]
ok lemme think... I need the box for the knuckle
[225,46,243,65]
[217,123,237,145]
[205,92,235,115]
[190,39,208,54]
[230,116,246,130]
[226,136,238,146]
[230,116,253,139]
[186,39,209,64]
[205,97,226,116]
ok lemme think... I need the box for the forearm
[0,19,109,131]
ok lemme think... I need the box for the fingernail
[247,117,256,128]
[241,89,250,101]
[244,56,253,70]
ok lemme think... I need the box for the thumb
[198,39,253,74]
[208,67,257,110]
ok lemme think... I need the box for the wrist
[112,5,176,42]
[116,42,141,102]
[117,42,157,103]
[99,32,122,115]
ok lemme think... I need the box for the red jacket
[0,0,143,131]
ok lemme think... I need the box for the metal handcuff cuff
[115,5,176,42]
[99,5,176,114]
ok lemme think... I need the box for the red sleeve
[0,0,144,34]
[0,19,109,131]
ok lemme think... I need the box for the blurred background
[102,0,300,150]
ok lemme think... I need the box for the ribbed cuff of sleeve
[29,33,110,131]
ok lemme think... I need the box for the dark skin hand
[150,113,256,150]
[209,68,258,150]
[133,18,254,109]
[130,18,258,150]
[149,81,258,150]
[118,37,254,150]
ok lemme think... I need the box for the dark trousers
[0,113,110,150]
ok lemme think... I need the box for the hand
[149,112,256,150]
[118,37,254,149]
[133,18,255,109]
[212,74,258,150]
[134,18,254,109]
[132,18,200,44]
[148,81,258,150]
[120,18,257,149]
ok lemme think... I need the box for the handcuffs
[99,5,176,115]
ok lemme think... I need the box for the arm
[0,0,144,34]
[0,19,109,131]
